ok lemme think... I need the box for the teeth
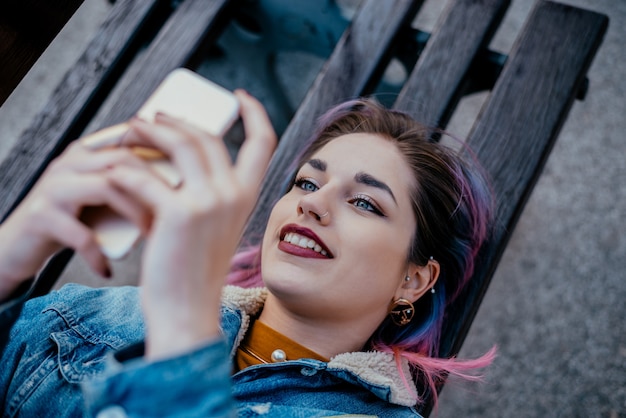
[283,232,328,255]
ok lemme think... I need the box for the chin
[263,267,305,291]
[262,262,315,298]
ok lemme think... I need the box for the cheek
[343,223,413,281]
[261,195,298,270]
[263,196,293,240]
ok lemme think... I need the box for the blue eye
[294,177,318,192]
[351,195,384,216]
[354,199,373,210]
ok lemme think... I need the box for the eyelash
[293,177,319,192]
[350,194,384,216]
[292,177,385,216]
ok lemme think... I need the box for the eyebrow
[307,158,327,171]
[305,158,398,205]
[355,172,397,205]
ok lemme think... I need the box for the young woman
[0,91,494,417]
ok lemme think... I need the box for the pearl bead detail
[271,349,287,362]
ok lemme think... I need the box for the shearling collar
[220,285,418,407]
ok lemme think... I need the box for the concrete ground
[0,0,623,416]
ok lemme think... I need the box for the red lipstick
[278,224,333,259]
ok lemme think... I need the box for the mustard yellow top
[235,319,328,372]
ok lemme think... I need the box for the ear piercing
[405,255,437,294]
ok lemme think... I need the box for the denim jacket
[0,283,421,417]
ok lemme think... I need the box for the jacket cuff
[83,337,235,418]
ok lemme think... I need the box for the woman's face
[261,133,418,327]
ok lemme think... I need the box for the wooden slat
[88,0,233,130]
[0,0,84,105]
[0,0,166,221]
[439,0,608,358]
[243,0,424,242]
[394,0,510,128]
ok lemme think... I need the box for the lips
[278,224,334,259]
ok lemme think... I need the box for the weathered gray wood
[0,0,608,394]
[393,0,510,128]
[439,0,608,358]
[0,0,84,105]
[88,0,232,131]
[0,0,166,220]
[243,0,424,242]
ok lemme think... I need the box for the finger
[233,90,277,189]
[105,164,173,209]
[99,183,153,235]
[51,141,150,175]
[153,113,234,184]
[46,174,151,230]
[123,119,209,185]
[80,123,130,151]
[42,209,111,277]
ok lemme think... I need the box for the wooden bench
[0,0,607,414]
[0,0,84,105]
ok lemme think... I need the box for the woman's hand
[106,91,277,359]
[0,143,152,300]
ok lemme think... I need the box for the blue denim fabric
[0,284,420,417]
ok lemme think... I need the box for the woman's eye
[351,195,384,216]
[294,178,318,192]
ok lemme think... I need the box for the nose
[298,192,331,224]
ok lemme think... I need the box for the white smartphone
[80,68,241,259]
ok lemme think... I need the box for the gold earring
[389,298,415,326]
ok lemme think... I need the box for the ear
[394,259,440,303]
